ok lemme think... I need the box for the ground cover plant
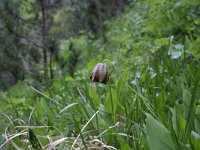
[0,0,200,149]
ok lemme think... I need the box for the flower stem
[108,82,115,122]
[103,59,155,115]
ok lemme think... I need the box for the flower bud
[90,63,109,84]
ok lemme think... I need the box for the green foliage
[1,0,200,149]
[51,0,130,36]
[146,113,176,150]
[59,36,88,76]
[28,129,42,149]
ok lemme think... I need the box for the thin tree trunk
[41,0,48,80]
[49,51,54,83]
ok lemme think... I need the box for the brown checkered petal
[90,63,109,84]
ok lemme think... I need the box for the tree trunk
[49,50,54,83]
[41,0,48,80]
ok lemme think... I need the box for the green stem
[103,59,155,116]
[108,82,115,122]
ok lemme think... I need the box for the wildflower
[90,63,109,84]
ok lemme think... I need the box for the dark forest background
[0,0,130,90]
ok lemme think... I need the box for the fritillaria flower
[90,63,109,84]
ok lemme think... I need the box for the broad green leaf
[119,141,131,150]
[154,37,169,46]
[191,131,200,150]
[40,99,54,123]
[171,107,178,136]
[11,98,25,104]
[183,89,192,115]
[105,88,119,114]
[65,76,74,82]
[195,105,200,133]
[146,113,176,150]
[191,38,200,59]
[34,102,43,123]
[98,105,113,126]
[177,115,186,138]
[88,87,101,106]
[171,107,186,138]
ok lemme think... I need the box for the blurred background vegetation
[0,0,200,149]
[0,0,130,90]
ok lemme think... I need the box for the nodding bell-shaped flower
[90,63,109,84]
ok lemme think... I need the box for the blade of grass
[108,82,115,122]
[182,68,200,143]
[59,103,78,115]
[71,110,99,149]
[0,132,27,149]
[47,137,68,150]
[25,82,62,106]
[103,59,155,116]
